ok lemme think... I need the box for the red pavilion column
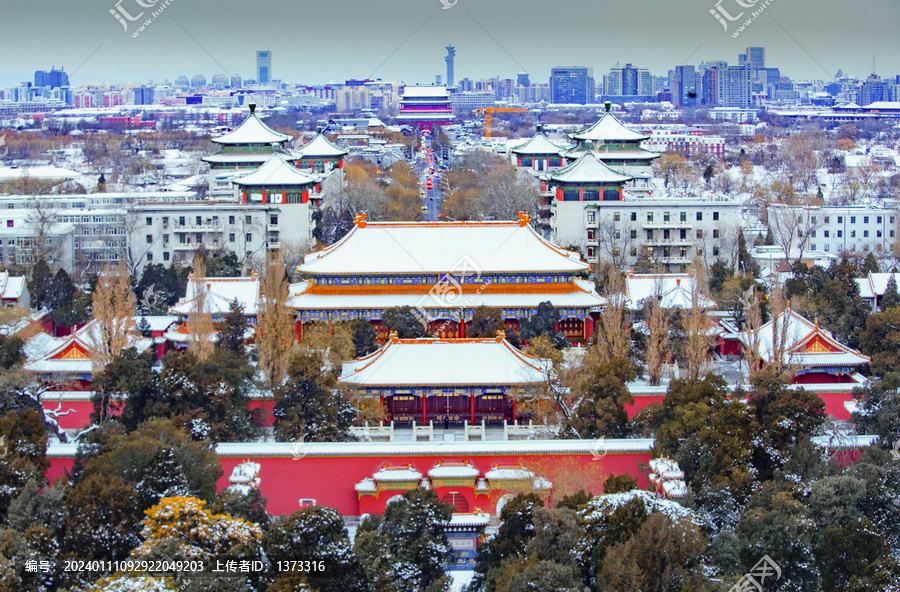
[512,398,517,423]
[470,393,475,424]
[459,317,466,338]
[584,315,594,341]
[380,394,385,425]
[422,393,427,425]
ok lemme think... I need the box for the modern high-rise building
[739,47,766,71]
[445,45,456,88]
[133,86,155,105]
[517,72,530,87]
[699,61,728,106]
[861,73,886,106]
[603,63,653,97]
[34,67,69,89]
[549,67,595,104]
[230,74,242,89]
[257,50,272,85]
[190,74,206,91]
[672,65,697,107]
[723,66,751,108]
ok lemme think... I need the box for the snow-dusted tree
[187,254,215,363]
[89,262,136,369]
[257,254,296,386]
[595,270,631,364]
[683,264,716,380]
[644,285,670,387]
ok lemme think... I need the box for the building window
[630,229,637,239]
[892,231,896,238]
[824,244,830,252]
[838,216,843,223]
[614,212,620,222]
[892,217,896,224]
[146,217,152,226]
[811,244,817,251]
[680,211,687,222]
[614,230,620,240]
[696,229,703,239]
[630,212,637,221]
[810,230,816,238]
[877,230,883,238]
[851,230,856,238]
[713,229,719,238]
[713,211,719,221]
[145,235,152,244]
[146,253,152,262]
[163,252,170,261]
[864,230,869,238]
[824,230,829,237]
[824,216,830,224]
[587,246,595,259]
[229,233,235,242]
[270,215,278,226]
[713,247,719,256]
[696,212,703,221]
[680,247,688,257]
[246,233,252,242]
[811,216,817,224]
[647,212,654,222]
[663,212,670,222]
[587,211,596,223]
[680,229,687,239]
[851,216,856,224]
[630,248,637,256]
[864,216,869,224]
[663,229,670,240]
[877,216,882,224]
[587,229,595,240]
[245,215,252,224]
[229,216,235,225]
[613,247,620,257]
[646,230,654,240]
[178,216,185,226]
[837,230,843,238]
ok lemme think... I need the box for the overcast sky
[1,0,898,87]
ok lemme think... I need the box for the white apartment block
[767,202,900,257]
[552,196,743,270]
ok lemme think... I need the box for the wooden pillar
[512,397,517,423]
[422,392,427,425]
[380,393,385,425]
[584,315,594,341]
[470,392,475,424]
[459,317,466,338]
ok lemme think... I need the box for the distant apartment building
[190,75,206,91]
[641,126,725,159]
[671,65,696,107]
[257,50,272,85]
[739,47,766,71]
[550,67,595,104]
[132,86,155,105]
[231,75,242,89]
[553,195,743,270]
[767,202,900,257]
[512,84,551,105]
[34,68,69,89]
[722,66,751,108]
[450,92,496,111]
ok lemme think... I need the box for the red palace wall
[46,441,653,516]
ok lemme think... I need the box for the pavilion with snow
[339,332,552,425]
[288,212,606,342]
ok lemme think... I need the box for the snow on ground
[449,570,475,592]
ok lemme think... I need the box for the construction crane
[475,107,527,138]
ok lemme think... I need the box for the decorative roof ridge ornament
[517,211,530,226]
[354,212,368,228]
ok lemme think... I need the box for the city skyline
[1,0,899,88]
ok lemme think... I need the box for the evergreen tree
[63,473,142,560]
[862,251,880,275]
[565,357,637,439]
[881,274,900,310]
[27,259,53,310]
[520,301,568,349]
[217,298,246,356]
[737,231,760,277]
[355,488,454,592]
[48,268,75,312]
[350,318,378,357]
[92,347,159,428]
[468,306,505,338]
[273,351,356,443]
[265,506,368,592]
[471,493,544,592]
[0,409,50,519]
[382,306,427,338]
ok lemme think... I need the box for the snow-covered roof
[547,152,633,185]
[582,489,703,526]
[287,278,606,313]
[855,272,900,300]
[0,165,81,182]
[0,272,27,300]
[372,464,423,482]
[134,315,179,332]
[402,85,449,98]
[510,132,565,156]
[428,462,481,479]
[298,214,588,276]
[210,110,292,145]
[202,152,279,165]
[293,133,348,159]
[226,461,261,495]
[169,274,260,316]
[340,336,553,387]
[24,320,152,374]
[562,148,660,161]
[738,307,870,367]
[624,273,716,310]
[232,153,319,188]
[448,512,491,527]
[485,465,534,480]
[571,111,649,142]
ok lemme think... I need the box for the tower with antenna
[445,45,456,88]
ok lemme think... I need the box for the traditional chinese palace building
[397,85,454,129]
[509,126,566,172]
[738,307,870,385]
[202,104,293,197]
[292,130,348,173]
[564,104,660,180]
[339,333,552,425]
[288,213,606,342]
